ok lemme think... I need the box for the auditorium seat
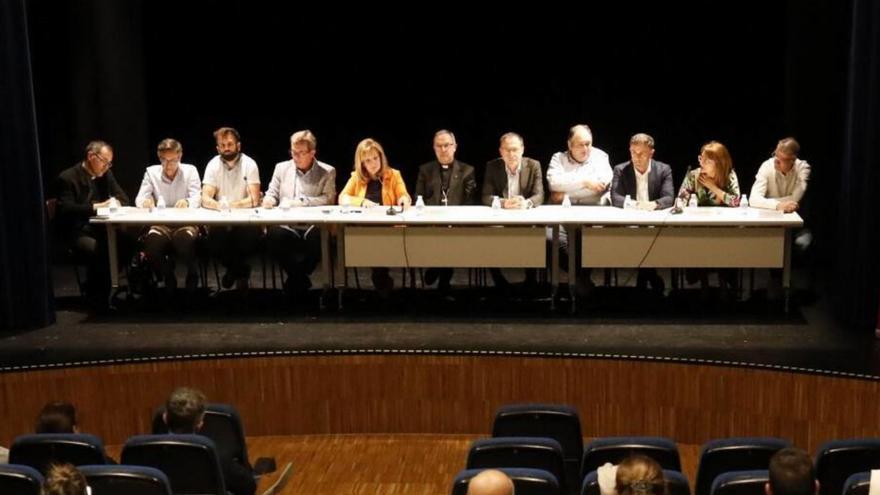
[452,467,560,495]
[0,464,44,495]
[80,464,173,495]
[581,437,681,479]
[121,434,226,495]
[694,437,790,495]
[709,470,769,495]
[467,437,567,494]
[581,468,690,495]
[9,433,108,473]
[492,403,583,492]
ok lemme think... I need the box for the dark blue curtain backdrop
[834,0,880,330]
[13,0,879,330]
[0,0,53,330]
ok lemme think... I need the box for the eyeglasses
[290,149,314,157]
[697,155,716,165]
[93,153,113,168]
[434,143,455,149]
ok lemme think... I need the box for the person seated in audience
[36,400,78,433]
[263,130,336,297]
[135,138,202,295]
[163,387,256,495]
[767,447,818,495]
[41,463,88,495]
[597,454,666,495]
[415,129,477,296]
[677,141,741,292]
[201,127,262,292]
[546,124,611,297]
[339,138,411,294]
[54,140,135,310]
[610,133,675,294]
[677,140,741,207]
[481,132,544,291]
[467,469,515,495]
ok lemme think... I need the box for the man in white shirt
[135,138,202,293]
[263,130,336,296]
[547,124,612,295]
[202,127,262,291]
[750,137,810,213]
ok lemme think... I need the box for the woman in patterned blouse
[677,141,741,207]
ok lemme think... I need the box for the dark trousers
[70,226,135,304]
[142,225,198,282]
[266,226,321,290]
[549,226,592,284]
[207,226,261,279]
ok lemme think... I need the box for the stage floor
[2,266,877,377]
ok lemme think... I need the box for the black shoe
[185,271,200,292]
[221,270,235,289]
[423,268,440,286]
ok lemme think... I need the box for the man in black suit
[481,132,544,289]
[415,130,477,294]
[610,133,675,292]
[163,387,256,495]
[54,140,132,309]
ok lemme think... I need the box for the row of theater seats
[451,404,880,495]
[0,403,258,495]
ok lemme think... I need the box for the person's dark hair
[213,126,241,143]
[41,463,87,495]
[165,387,206,434]
[36,401,77,434]
[769,447,815,495]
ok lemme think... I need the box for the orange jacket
[340,168,411,206]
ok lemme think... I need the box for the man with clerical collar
[415,129,477,295]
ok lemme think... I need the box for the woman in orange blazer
[339,138,411,208]
[339,138,411,294]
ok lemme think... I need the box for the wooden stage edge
[1,353,878,452]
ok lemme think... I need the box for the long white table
[91,205,803,310]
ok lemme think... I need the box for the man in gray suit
[481,132,544,290]
[610,133,674,292]
[415,129,477,294]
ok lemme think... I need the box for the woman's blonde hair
[42,463,88,495]
[615,455,666,495]
[700,141,734,188]
[353,138,390,182]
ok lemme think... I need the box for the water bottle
[624,194,633,209]
[562,193,572,208]
[491,195,502,211]
[156,195,166,214]
[219,196,230,214]
[740,193,749,210]
[415,195,426,214]
[280,197,291,211]
[108,196,119,214]
[688,193,698,209]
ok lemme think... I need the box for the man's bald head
[467,469,515,495]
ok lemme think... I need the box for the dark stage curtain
[834,0,880,331]
[0,0,54,330]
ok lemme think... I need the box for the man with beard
[201,127,262,291]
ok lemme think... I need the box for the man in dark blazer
[481,132,544,209]
[610,133,675,292]
[415,130,477,294]
[610,133,674,210]
[481,132,544,289]
[54,140,132,309]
